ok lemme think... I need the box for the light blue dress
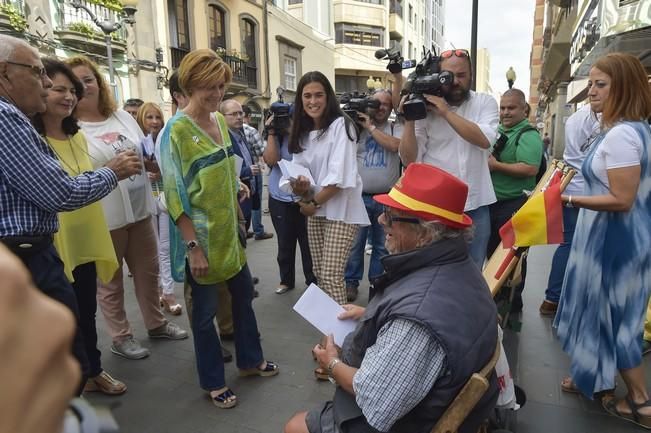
[554,121,651,398]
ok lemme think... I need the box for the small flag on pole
[499,171,563,249]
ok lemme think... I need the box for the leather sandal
[603,395,651,430]
[239,361,279,377]
[210,387,237,409]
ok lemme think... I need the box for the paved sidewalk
[86,212,650,433]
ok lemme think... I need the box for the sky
[444,0,536,99]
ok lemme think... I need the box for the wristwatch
[186,240,199,251]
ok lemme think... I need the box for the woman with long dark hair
[32,58,126,394]
[286,71,369,306]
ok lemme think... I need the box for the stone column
[551,82,570,159]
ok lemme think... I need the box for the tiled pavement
[86,209,651,433]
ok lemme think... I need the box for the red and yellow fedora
[373,163,472,229]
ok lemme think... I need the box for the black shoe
[222,346,233,363]
[252,276,259,285]
[253,289,259,298]
[254,232,274,240]
[346,286,358,302]
[246,231,254,239]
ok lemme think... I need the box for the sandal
[314,367,329,381]
[160,296,182,316]
[603,395,651,430]
[560,377,580,394]
[239,361,279,377]
[210,387,237,409]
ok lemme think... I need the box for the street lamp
[70,0,138,100]
[506,66,516,89]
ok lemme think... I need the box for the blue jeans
[345,194,388,288]
[252,174,265,235]
[186,263,264,390]
[544,206,579,303]
[466,205,491,268]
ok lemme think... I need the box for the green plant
[85,0,123,12]
[0,4,27,32]
[66,21,96,39]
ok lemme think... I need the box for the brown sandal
[603,395,651,430]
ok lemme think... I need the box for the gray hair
[0,35,37,62]
[412,219,473,248]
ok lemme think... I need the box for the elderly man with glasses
[284,163,498,433]
[395,48,499,268]
[0,35,141,394]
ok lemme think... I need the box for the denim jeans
[345,194,388,288]
[186,263,264,390]
[466,205,491,269]
[544,206,579,303]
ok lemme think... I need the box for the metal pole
[470,0,478,91]
[105,33,119,102]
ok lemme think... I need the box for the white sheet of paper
[278,160,316,185]
[293,283,357,346]
[232,154,243,178]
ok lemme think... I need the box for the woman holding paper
[553,53,651,427]
[286,71,369,306]
[136,103,181,315]
[159,49,277,409]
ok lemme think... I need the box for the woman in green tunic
[160,49,278,409]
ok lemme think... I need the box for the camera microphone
[374,48,389,60]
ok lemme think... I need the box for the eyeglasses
[5,61,47,78]
[225,111,244,117]
[440,49,470,59]
[382,207,421,227]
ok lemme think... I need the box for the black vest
[333,237,498,433]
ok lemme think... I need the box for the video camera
[339,92,380,122]
[62,398,119,433]
[266,86,292,133]
[375,44,417,74]
[401,47,455,121]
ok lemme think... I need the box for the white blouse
[290,117,370,226]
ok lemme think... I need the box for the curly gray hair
[411,219,473,248]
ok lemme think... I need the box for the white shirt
[591,123,643,188]
[79,110,154,230]
[288,117,370,225]
[413,91,498,211]
[563,104,601,196]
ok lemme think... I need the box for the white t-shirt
[590,123,642,188]
[413,91,498,211]
[563,104,601,196]
[289,117,370,225]
[79,110,154,230]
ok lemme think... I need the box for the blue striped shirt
[0,98,118,237]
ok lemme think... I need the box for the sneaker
[643,340,651,356]
[254,232,274,240]
[148,321,189,340]
[111,336,150,360]
[84,370,127,395]
[346,286,358,302]
[275,285,293,294]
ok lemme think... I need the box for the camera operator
[398,49,499,267]
[344,89,401,302]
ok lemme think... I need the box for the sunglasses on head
[382,206,421,227]
[440,49,470,59]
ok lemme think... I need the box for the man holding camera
[398,49,499,267]
[344,89,401,302]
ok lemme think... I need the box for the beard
[445,85,470,105]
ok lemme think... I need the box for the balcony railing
[170,46,190,69]
[223,55,257,89]
[57,0,127,41]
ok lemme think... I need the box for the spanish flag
[499,171,563,248]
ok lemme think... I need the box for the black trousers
[71,262,103,378]
[268,196,316,288]
[18,245,90,393]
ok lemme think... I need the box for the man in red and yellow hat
[285,163,498,433]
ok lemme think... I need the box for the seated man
[284,163,498,433]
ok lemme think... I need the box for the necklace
[45,136,83,175]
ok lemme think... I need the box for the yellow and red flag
[499,171,563,248]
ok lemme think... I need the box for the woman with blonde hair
[159,49,277,409]
[554,53,651,428]
[136,102,182,315]
[67,56,187,361]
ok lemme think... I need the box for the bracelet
[567,195,574,208]
[327,358,341,378]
